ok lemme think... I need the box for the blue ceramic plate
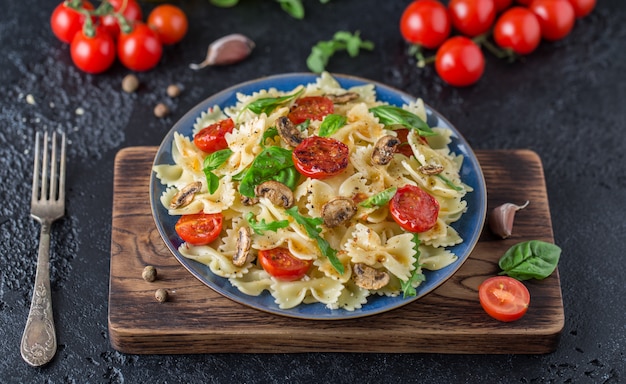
[150,73,486,320]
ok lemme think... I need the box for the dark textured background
[1,0,624,382]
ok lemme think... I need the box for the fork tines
[32,131,66,202]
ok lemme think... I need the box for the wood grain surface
[108,147,563,354]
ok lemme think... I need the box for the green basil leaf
[204,171,221,195]
[360,187,397,208]
[307,31,374,73]
[238,146,295,197]
[498,240,561,281]
[203,148,232,171]
[277,0,304,19]
[369,105,435,137]
[246,88,303,115]
[318,114,347,137]
[210,0,239,6]
[245,212,289,235]
[285,206,344,274]
[261,127,279,147]
[401,234,425,298]
[274,166,299,191]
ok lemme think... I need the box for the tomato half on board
[258,247,312,281]
[175,213,223,245]
[193,118,235,153]
[479,276,530,322]
[288,96,334,125]
[292,136,349,179]
[389,185,439,233]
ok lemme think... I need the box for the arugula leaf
[318,114,347,137]
[498,240,561,281]
[285,206,344,274]
[210,0,239,6]
[401,234,425,298]
[277,0,304,19]
[261,127,279,147]
[245,88,304,115]
[307,31,374,73]
[369,105,435,137]
[245,212,289,235]
[238,146,296,197]
[360,187,397,208]
[202,149,233,194]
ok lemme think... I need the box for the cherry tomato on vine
[118,22,163,71]
[100,0,143,39]
[193,118,235,154]
[530,0,575,41]
[70,26,116,74]
[494,0,513,12]
[147,4,188,45]
[389,185,439,233]
[399,0,451,50]
[288,96,334,125]
[448,0,497,37]
[175,213,223,245]
[494,7,541,55]
[50,0,94,44]
[435,36,485,87]
[258,247,312,281]
[566,0,595,18]
[479,276,530,322]
[292,136,349,179]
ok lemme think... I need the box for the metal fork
[20,131,66,367]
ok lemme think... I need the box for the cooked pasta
[153,72,473,310]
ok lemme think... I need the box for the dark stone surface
[1,0,624,382]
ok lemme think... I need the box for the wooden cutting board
[108,147,563,354]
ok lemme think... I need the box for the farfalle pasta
[153,72,473,311]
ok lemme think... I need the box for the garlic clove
[189,33,255,70]
[488,201,529,239]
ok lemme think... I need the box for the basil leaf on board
[245,212,289,235]
[369,105,435,137]
[318,114,347,137]
[359,187,397,208]
[285,206,344,274]
[498,240,562,281]
[401,234,426,298]
[245,88,304,115]
[238,146,296,197]
[202,149,233,194]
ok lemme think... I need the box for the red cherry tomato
[389,185,439,233]
[435,36,485,87]
[494,7,542,55]
[399,0,451,49]
[292,136,349,179]
[175,213,223,245]
[117,22,163,72]
[193,118,235,154]
[448,0,497,37]
[50,1,94,44]
[479,276,530,322]
[530,0,575,41]
[147,4,189,45]
[494,0,513,12]
[566,0,596,18]
[100,0,143,39]
[394,129,415,157]
[70,27,116,74]
[258,247,312,281]
[288,96,334,125]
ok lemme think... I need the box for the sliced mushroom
[169,181,202,209]
[233,227,252,267]
[241,195,259,206]
[276,116,302,147]
[321,197,357,227]
[419,164,444,175]
[352,263,389,290]
[326,92,360,104]
[255,180,294,208]
[371,135,401,165]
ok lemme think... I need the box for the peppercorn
[122,74,139,93]
[142,265,157,282]
[155,288,169,303]
[167,84,181,98]
[154,103,170,118]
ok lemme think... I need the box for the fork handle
[20,224,57,367]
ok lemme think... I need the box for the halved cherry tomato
[100,0,143,39]
[566,0,596,18]
[448,0,497,37]
[50,0,94,44]
[70,26,116,74]
[147,4,188,45]
[292,136,349,179]
[399,0,451,49]
[494,7,542,55]
[117,22,163,72]
[175,213,223,245]
[530,0,575,41]
[258,247,312,281]
[389,185,439,233]
[193,118,235,154]
[435,36,485,87]
[479,276,530,322]
[288,96,334,125]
